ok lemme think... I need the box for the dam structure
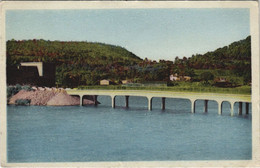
[66,89,251,116]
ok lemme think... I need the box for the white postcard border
[0,1,259,167]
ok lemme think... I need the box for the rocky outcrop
[9,90,56,105]
[9,87,98,106]
[46,92,79,106]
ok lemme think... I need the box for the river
[7,96,252,162]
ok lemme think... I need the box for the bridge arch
[232,101,250,116]
[111,95,149,109]
[190,99,221,114]
[153,97,191,112]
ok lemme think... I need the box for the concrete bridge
[66,89,251,116]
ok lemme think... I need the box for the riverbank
[8,86,99,106]
[77,82,251,95]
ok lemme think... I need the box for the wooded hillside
[6,36,251,88]
[7,40,142,87]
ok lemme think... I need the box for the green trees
[232,61,251,85]
[200,72,214,84]
[171,36,251,85]
[7,85,33,103]
[7,40,143,87]
[186,36,251,71]
[6,36,251,88]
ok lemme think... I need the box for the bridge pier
[162,97,166,110]
[190,99,196,113]
[94,95,98,106]
[217,101,222,115]
[204,100,208,113]
[239,102,243,115]
[125,96,129,108]
[79,95,82,106]
[148,97,153,111]
[111,95,115,108]
[246,102,249,114]
[230,101,234,116]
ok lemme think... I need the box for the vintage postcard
[0,1,259,167]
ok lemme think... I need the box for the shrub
[7,86,16,99]
[15,84,22,91]
[7,85,22,101]
[167,81,179,87]
[15,99,31,105]
[7,85,33,103]
[22,85,34,91]
[200,72,214,84]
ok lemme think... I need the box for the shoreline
[76,84,251,95]
[8,86,99,106]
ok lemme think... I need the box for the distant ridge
[7,36,251,87]
[186,36,251,69]
[7,39,142,66]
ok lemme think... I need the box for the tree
[200,72,214,84]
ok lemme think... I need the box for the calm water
[7,96,252,162]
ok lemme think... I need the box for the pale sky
[6,8,250,61]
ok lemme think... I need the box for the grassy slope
[78,83,251,95]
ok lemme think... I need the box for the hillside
[7,39,142,87]
[7,39,142,65]
[173,36,251,84]
[6,36,251,88]
[186,36,251,69]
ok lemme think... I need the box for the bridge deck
[66,89,251,116]
[66,89,251,103]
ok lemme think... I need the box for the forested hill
[7,39,143,86]
[185,36,251,70]
[7,39,142,66]
[7,36,251,87]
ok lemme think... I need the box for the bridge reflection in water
[67,89,251,116]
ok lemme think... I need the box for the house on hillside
[100,79,111,85]
[121,79,132,84]
[214,77,232,87]
[219,77,227,82]
[170,74,191,81]
[183,76,191,81]
[214,77,227,83]
[170,74,180,81]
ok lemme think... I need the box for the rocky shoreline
[9,87,98,106]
